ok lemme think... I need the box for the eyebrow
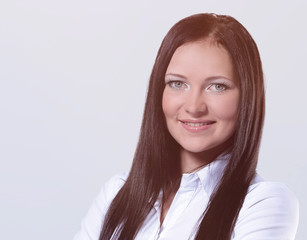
[165,73,187,80]
[165,73,233,82]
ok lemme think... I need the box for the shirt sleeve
[73,173,127,240]
[233,182,299,240]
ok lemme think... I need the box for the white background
[0,0,306,239]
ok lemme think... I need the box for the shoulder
[245,176,298,213]
[233,175,299,239]
[103,172,128,191]
[73,172,129,240]
[87,172,129,219]
[98,172,128,206]
[88,171,128,217]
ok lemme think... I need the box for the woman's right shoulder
[103,172,129,189]
[99,172,129,203]
[73,172,129,240]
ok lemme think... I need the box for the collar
[152,154,230,210]
[180,153,230,195]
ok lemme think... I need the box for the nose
[184,89,207,116]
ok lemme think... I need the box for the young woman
[74,13,299,240]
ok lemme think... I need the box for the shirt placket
[154,176,199,240]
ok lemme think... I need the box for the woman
[74,13,299,240]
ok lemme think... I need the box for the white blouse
[74,156,299,240]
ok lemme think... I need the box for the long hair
[100,13,265,240]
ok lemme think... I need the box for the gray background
[1,0,306,239]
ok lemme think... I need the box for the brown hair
[100,13,265,240]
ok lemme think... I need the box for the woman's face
[162,40,240,154]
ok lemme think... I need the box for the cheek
[210,94,240,122]
[162,90,182,118]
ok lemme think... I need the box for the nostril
[185,104,207,115]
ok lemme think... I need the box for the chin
[181,143,217,154]
[179,138,232,155]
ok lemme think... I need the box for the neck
[180,150,217,173]
[180,140,232,174]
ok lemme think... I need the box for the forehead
[166,40,234,80]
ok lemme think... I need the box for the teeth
[184,122,210,127]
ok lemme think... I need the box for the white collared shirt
[74,157,299,240]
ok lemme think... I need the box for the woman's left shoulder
[233,174,299,239]
[246,174,299,208]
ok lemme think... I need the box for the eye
[167,81,188,90]
[206,83,227,92]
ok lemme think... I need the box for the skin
[160,40,240,223]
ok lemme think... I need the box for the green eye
[168,81,187,90]
[205,83,227,92]
[214,84,226,91]
[173,82,183,88]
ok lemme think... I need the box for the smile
[180,120,216,133]
[183,121,213,127]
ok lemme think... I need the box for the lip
[179,119,215,133]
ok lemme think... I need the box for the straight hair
[100,13,265,240]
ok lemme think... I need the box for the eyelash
[166,80,229,92]
[206,83,229,92]
[166,81,188,90]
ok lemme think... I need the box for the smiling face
[162,40,240,160]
